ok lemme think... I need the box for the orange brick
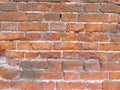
[25,33,40,40]
[84,43,98,50]
[66,24,84,32]
[5,51,24,58]
[53,42,83,50]
[31,42,51,50]
[42,82,56,90]
[0,33,24,41]
[99,43,120,51]
[78,14,108,22]
[108,53,120,61]
[62,32,78,41]
[80,72,109,80]
[103,81,120,90]
[18,22,48,31]
[0,42,16,50]
[17,42,30,50]
[0,81,11,89]
[62,14,76,22]
[110,72,120,79]
[25,52,39,59]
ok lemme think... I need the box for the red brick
[40,52,61,58]
[63,61,83,71]
[62,14,76,22]
[84,4,100,12]
[53,42,83,50]
[0,67,21,80]
[31,42,51,50]
[47,60,62,71]
[25,33,40,40]
[57,82,86,89]
[110,14,119,23]
[103,81,120,90]
[84,43,98,50]
[0,81,11,89]
[101,4,120,13]
[50,23,65,31]
[86,24,101,33]
[78,33,109,42]
[80,72,109,80]
[0,12,26,21]
[35,72,63,79]
[0,42,16,50]
[17,42,30,50]
[1,22,16,31]
[101,62,120,71]
[18,22,48,31]
[34,0,61,2]
[27,13,43,21]
[0,33,24,41]
[0,3,17,11]
[42,82,56,90]
[63,52,108,60]
[20,61,48,69]
[18,3,34,11]
[34,4,50,12]
[40,33,60,40]
[25,52,39,59]
[110,72,120,79]
[108,53,120,61]
[88,83,102,90]
[110,34,120,42]
[64,72,78,80]
[99,43,120,51]
[78,14,108,22]
[51,4,82,12]
[44,13,60,21]
[12,82,42,90]
[66,24,84,32]
[62,32,78,41]
[5,51,24,58]
[84,59,100,71]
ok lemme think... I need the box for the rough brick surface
[0,0,120,90]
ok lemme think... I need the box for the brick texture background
[0,0,120,90]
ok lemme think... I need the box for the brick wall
[0,0,120,90]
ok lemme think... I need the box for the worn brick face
[0,0,119,89]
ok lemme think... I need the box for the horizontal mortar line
[8,50,120,53]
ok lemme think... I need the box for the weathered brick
[101,4,120,13]
[44,13,60,21]
[84,4,100,12]
[27,13,43,21]
[88,83,102,90]
[18,3,34,11]
[64,72,78,80]
[50,23,65,31]
[63,61,83,71]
